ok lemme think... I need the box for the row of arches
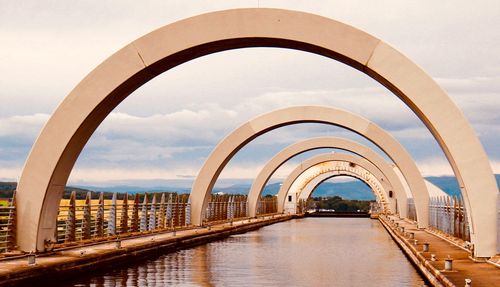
[15,8,497,257]
[280,154,392,214]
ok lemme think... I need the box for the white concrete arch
[246,137,410,219]
[292,165,389,206]
[297,170,387,211]
[296,169,390,211]
[16,8,497,256]
[277,153,393,213]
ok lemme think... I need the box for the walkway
[380,215,500,286]
[0,214,291,286]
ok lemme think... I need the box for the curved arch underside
[247,136,409,218]
[277,153,393,214]
[192,106,429,228]
[16,8,497,256]
[296,170,388,213]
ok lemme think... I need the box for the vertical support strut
[120,193,129,234]
[107,193,117,236]
[140,193,148,232]
[95,192,104,238]
[82,192,91,240]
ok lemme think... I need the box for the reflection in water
[62,218,426,286]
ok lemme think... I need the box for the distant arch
[247,136,409,218]
[16,8,497,256]
[298,171,378,201]
[277,153,393,213]
[296,171,387,212]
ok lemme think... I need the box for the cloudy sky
[1,1,499,186]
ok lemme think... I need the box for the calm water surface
[62,218,426,286]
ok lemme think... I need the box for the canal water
[61,218,426,286]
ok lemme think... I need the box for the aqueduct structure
[16,8,498,257]
[191,106,429,228]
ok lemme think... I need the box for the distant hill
[145,174,498,199]
[259,182,374,200]
[72,185,190,194]
[426,174,500,198]
[0,182,128,200]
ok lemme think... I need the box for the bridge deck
[380,215,500,286]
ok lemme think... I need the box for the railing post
[179,195,186,227]
[177,193,182,227]
[159,193,166,229]
[227,195,233,221]
[82,192,92,240]
[120,193,129,234]
[64,191,76,242]
[6,191,17,251]
[223,195,228,220]
[216,194,221,220]
[166,193,173,228]
[140,193,148,232]
[207,194,213,222]
[107,192,117,236]
[95,192,104,237]
[172,194,178,227]
[148,193,157,231]
[241,195,245,218]
[131,193,140,232]
[185,196,191,226]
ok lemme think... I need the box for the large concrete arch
[16,8,497,256]
[247,136,411,219]
[277,153,393,213]
[192,106,429,227]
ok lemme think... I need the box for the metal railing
[0,191,283,253]
[55,191,191,245]
[0,201,16,252]
[428,195,470,242]
[0,191,16,253]
[204,194,248,223]
[256,196,278,215]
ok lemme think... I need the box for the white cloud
[0,114,49,137]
